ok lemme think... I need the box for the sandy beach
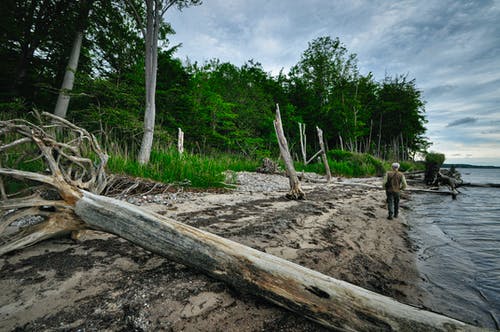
[0,172,427,331]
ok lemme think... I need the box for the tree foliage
[0,3,430,164]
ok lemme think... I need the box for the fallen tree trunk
[0,113,480,331]
[74,190,477,332]
[460,182,500,188]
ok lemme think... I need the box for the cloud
[165,0,500,165]
[446,117,478,127]
[424,84,456,98]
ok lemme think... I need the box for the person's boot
[387,214,393,220]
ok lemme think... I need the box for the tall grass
[295,150,423,178]
[107,149,260,188]
[295,150,384,177]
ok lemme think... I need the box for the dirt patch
[0,174,425,331]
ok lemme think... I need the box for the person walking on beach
[383,162,407,220]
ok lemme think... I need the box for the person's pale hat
[391,162,400,169]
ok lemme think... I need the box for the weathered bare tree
[316,126,332,182]
[298,123,331,182]
[0,113,479,331]
[274,104,305,199]
[298,122,320,165]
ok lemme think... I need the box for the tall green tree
[288,36,360,151]
[375,75,428,160]
[186,59,281,156]
[0,0,146,118]
[0,0,77,106]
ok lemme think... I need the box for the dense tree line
[0,0,430,162]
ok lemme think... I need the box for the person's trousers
[386,191,400,217]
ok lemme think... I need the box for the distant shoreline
[442,163,500,169]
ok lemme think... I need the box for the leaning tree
[0,113,478,331]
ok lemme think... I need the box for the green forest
[0,0,431,186]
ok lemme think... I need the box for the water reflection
[408,182,500,329]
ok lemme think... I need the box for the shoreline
[0,172,428,331]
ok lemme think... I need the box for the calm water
[408,168,500,329]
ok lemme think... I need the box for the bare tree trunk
[273,104,304,200]
[395,138,400,161]
[316,126,332,182]
[367,119,373,154]
[299,122,307,164]
[177,127,184,154]
[0,161,6,200]
[348,138,354,152]
[400,132,405,160]
[0,113,480,332]
[377,114,383,158]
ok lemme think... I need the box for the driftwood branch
[305,149,322,165]
[0,113,480,331]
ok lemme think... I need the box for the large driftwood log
[0,113,480,331]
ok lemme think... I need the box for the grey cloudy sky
[166,0,500,166]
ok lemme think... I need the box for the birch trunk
[377,113,383,158]
[367,119,373,154]
[53,31,83,118]
[138,0,160,165]
[53,0,92,119]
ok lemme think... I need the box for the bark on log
[72,191,478,332]
[0,113,481,331]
